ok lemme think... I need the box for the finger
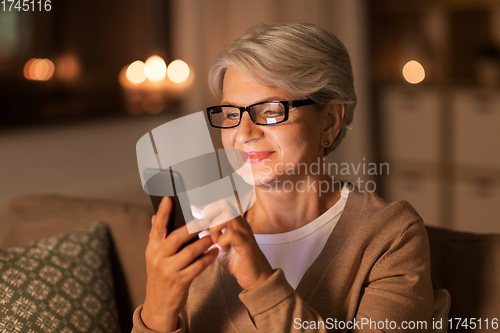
[216,229,234,253]
[209,227,223,245]
[206,211,241,244]
[199,199,225,220]
[170,235,215,270]
[163,219,209,255]
[181,247,219,280]
[217,229,252,254]
[207,210,244,244]
[201,199,238,221]
[209,210,236,229]
[186,217,211,233]
[190,204,204,220]
[208,213,250,244]
[150,196,173,241]
[209,220,228,244]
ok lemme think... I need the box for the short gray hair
[208,23,356,155]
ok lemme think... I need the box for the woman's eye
[225,112,239,119]
[263,110,283,116]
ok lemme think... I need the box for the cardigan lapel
[219,263,258,332]
[295,186,366,301]
[218,184,366,331]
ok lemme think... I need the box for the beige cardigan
[133,187,434,332]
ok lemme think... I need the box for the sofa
[1,194,499,332]
[1,194,154,332]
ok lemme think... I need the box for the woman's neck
[245,174,342,234]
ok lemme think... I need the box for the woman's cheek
[221,131,234,149]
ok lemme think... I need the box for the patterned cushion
[0,222,120,333]
[6,194,153,313]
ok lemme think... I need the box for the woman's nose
[235,112,263,144]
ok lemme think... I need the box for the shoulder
[337,183,428,251]
[346,182,422,226]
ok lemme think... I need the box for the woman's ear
[322,100,344,148]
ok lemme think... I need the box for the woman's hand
[141,197,219,332]
[203,199,274,291]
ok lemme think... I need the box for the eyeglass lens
[210,102,285,128]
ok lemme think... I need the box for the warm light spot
[167,60,190,83]
[24,58,55,81]
[403,60,425,84]
[144,55,167,82]
[45,59,55,80]
[56,55,81,81]
[28,58,41,80]
[39,59,54,81]
[33,59,49,80]
[24,58,38,80]
[126,61,147,84]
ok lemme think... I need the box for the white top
[254,183,350,289]
[203,182,350,289]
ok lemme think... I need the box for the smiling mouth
[247,151,275,163]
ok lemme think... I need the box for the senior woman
[133,23,433,332]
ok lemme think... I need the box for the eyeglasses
[206,99,315,128]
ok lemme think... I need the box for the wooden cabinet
[380,86,441,163]
[451,89,500,233]
[378,85,500,233]
[384,161,441,227]
[454,169,500,233]
[452,88,500,169]
[371,1,500,233]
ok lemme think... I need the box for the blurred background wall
[1,0,499,245]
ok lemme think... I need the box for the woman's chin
[239,173,259,186]
[235,170,274,187]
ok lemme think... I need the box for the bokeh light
[402,60,425,84]
[56,54,81,81]
[23,58,37,80]
[24,58,55,81]
[126,60,147,84]
[144,55,167,82]
[167,59,190,83]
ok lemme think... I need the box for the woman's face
[221,67,326,187]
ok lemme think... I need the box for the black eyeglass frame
[206,99,315,129]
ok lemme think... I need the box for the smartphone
[144,168,200,252]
